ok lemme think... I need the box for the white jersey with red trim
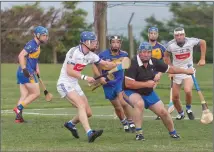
[57,45,101,84]
[166,37,200,68]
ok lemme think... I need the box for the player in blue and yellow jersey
[13,26,49,123]
[148,27,166,61]
[148,27,166,87]
[148,26,174,120]
[93,35,135,133]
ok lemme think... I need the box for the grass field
[1,64,213,152]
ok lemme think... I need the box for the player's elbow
[125,77,135,89]
[167,66,184,74]
[66,68,75,77]
[200,39,206,47]
[163,56,170,64]
[18,52,25,61]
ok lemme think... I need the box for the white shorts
[57,82,84,98]
[173,73,195,85]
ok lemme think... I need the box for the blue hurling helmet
[148,26,158,33]
[138,42,152,52]
[80,31,97,43]
[34,26,48,35]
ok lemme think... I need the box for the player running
[56,31,116,143]
[13,26,49,123]
[92,35,135,133]
[164,27,207,120]
[147,26,174,120]
[123,42,194,140]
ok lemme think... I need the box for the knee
[134,101,144,110]
[77,103,86,110]
[120,99,127,106]
[31,90,40,99]
[87,110,92,118]
[36,91,40,97]
[185,90,192,96]
[114,104,123,111]
[159,109,168,118]
[34,90,40,98]
[21,93,28,100]
[172,94,179,101]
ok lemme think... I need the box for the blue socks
[136,128,143,134]
[121,118,128,126]
[87,129,93,137]
[178,110,184,116]
[67,121,75,127]
[169,130,177,135]
[17,104,24,110]
[186,105,191,110]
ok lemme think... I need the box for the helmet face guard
[109,35,122,53]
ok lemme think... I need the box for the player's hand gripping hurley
[94,57,131,80]
[37,74,53,102]
[91,57,131,91]
[188,64,213,124]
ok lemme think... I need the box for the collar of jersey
[32,38,40,46]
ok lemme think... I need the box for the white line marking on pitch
[1,111,200,120]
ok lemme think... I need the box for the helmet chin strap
[36,34,44,44]
[81,42,95,52]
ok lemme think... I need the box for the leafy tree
[141,2,213,63]
[1,2,91,63]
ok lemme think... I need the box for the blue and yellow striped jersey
[18,39,40,74]
[151,42,166,60]
[98,49,128,86]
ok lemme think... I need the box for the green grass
[1,64,213,152]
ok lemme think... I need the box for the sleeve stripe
[67,61,75,65]
[125,76,135,80]
[165,65,170,73]
[95,58,101,64]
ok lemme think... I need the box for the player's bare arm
[164,51,174,79]
[18,49,28,69]
[125,76,156,89]
[18,49,31,78]
[163,51,172,65]
[92,63,100,77]
[154,72,162,82]
[198,39,206,66]
[167,65,194,75]
[92,63,107,84]
[99,60,117,70]
[36,63,40,75]
[67,64,95,83]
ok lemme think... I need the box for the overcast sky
[1,2,173,41]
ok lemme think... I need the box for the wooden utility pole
[128,12,135,58]
[94,2,107,53]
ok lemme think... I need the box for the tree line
[1,2,213,63]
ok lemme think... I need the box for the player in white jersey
[164,27,207,120]
[57,31,116,143]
